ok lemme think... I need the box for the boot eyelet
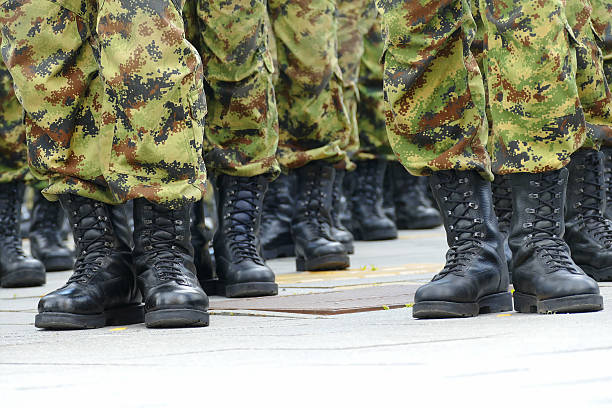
[171,245,176,250]
[145,246,153,251]
[523,222,533,228]
[529,193,539,199]
[176,235,183,240]
[175,220,182,225]
[526,208,535,214]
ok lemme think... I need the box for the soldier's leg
[561,0,612,282]
[590,0,612,218]
[377,0,510,319]
[193,0,279,297]
[479,0,602,314]
[268,0,351,271]
[0,55,45,287]
[356,19,442,232]
[336,1,396,243]
[0,0,144,328]
[95,0,209,327]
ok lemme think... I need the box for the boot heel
[296,257,306,271]
[105,304,144,326]
[478,292,512,314]
[513,291,539,313]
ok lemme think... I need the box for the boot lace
[573,155,612,247]
[142,205,189,283]
[68,202,113,283]
[298,169,333,237]
[432,174,484,280]
[523,173,575,271]
[224,178,264,265]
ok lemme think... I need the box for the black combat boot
[29,190,74,272]
[382,165,396,221]
[260,173,295,260]
[292,161,349,271]
[565,149,612,281]
[214,175,278,297]
[389,161,443,229]
[133,199,209,328]
[413,171,512,318]
[491,175,513,275]
[331,169,354,253]
[191,199,216,293]
[602,146,612,220]
[0,181,45,287]
[509,168,603,313]
[350,159,398,241]
[35,195,142,329]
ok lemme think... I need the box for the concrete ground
[2,227,612,406]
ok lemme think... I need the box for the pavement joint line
[118,335,495,358]
[209,310,332,319]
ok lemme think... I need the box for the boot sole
[40,256,74,272]
[1,268,46,288]
[513,292,603,314]
[296,254,350,271]
[579,265,612,282]
[413,292,513,319]
[396,217,442,230]
[262,244,295,260]
[35,304,144,330]
[353,228,397,241]
[217,281,279,298]
[145,309,209,328]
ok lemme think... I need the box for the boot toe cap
[38,285,101,314]
[535,272,600,301]
[145,284,209,312]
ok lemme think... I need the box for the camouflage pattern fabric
[0,54,28,184]
[377,0,588,179]
[183,0,280,179]
[0,0,206,207]
[355,19,394,161]
[336,0,392,161]
[567,0,612,148]
[269,0,352,169]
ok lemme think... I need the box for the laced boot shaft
[491,175,513,273]
[565,149,612,281]
[508,169,602,314]
[350,159,397,241]
[214,175,277,297]
[0,181,45,288]
[260,172,295,260]
[191,199,215,292]
[602,146,612,220]
[389,161,442,229]
[35,195,141,329]
[491,175,512,236]
[29,191,74,271]
[133,199,209,328]
[330,169,354,253]
[292,161,349,271]
[413,170,511,319]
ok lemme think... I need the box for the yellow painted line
[496,314,512,317]
[276,263,444,284]
[109,327,127,331]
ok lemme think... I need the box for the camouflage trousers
[0,0,207,207]
[0,55,28,184]
[183,0,280,178]
[269,0,352,169]
[337,0,393,161]
[378,0,611,179]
